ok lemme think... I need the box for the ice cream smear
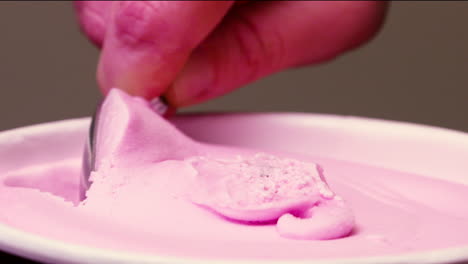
[89,89,354,240]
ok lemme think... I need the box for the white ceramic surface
[0,113,467,264]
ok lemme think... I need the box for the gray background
[0,1,467,132]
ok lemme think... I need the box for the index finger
[97,1,234,99]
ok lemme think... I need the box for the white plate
[0,114,467,264]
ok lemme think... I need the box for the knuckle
[74,1,109,47]
[113,1,162,48]
[232,12,286,80]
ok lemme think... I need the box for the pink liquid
[1,153,468,261]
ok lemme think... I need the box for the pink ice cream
[188,154,354,239]
[87,89,354,240]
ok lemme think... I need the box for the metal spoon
[80,96,171,200]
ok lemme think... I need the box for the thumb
[97,1,233,100]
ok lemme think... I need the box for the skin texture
[74,1,388,107]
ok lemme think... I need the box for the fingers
[75,1,387,106]
[97,1,234,99]
[74,1,112,48]
[165,1,388,106]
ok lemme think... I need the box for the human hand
[74,1,387,107]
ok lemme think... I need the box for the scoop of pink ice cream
[94,90,198,170]
[186,153,354,239]
[187,154,334,221]
[90,89,355,240]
